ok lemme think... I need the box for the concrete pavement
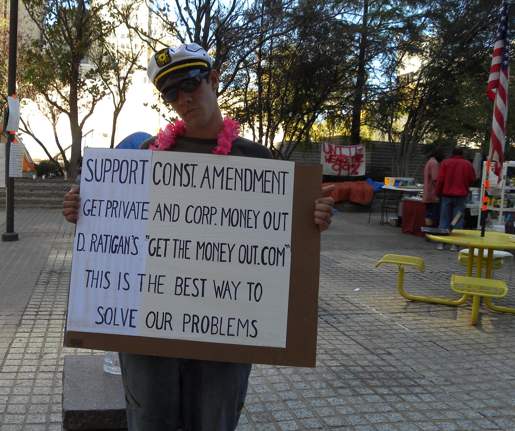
[0,207,515,430]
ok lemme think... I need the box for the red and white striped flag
[487,0,510,175]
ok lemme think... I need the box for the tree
[118,0,327,140]
[350,0,368,145]
[0,15,7,95]
[116,0,256,93]
[19,0,114,178]
[223,0,354,157]
[1,5,39,106]
[89,2,145,148]
[330,0,429,145]
[369,0,504,175]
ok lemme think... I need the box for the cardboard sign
[65,148,322,367]
[9,142,24,178]
[322,142,366,176]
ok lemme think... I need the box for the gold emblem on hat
[155,49,171,67]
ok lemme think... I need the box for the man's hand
[314,184,335,232]
[62,185,80,224]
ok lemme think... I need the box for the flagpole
[480,161,491,237]
[483,0,511,237]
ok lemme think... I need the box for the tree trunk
[256,32,264,144]
[51,120,69,173]
[350,0,368,146]
[110,107,121,149]
[69,120,82,179]
[69,74,82,179]
[68,55,83,179]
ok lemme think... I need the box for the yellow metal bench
[450,275,508,325]
[376,254,468,306]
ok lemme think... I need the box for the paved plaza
[0,207,515,430]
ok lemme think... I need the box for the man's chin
[184,114,209,128]
[183,119,208,135]
[184,119,198,129]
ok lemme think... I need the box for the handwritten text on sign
[321,142,365,176]
[66,149,295,348]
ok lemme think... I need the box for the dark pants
[439,196,466,229]
[119,353,251,431]
[425,202,440,226]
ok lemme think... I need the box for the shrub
[35,160,62,177]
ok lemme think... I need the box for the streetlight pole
[2,0,19,241]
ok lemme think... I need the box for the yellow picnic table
[426,229,515,317]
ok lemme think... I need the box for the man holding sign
[63,43,334,431]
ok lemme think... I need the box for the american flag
[487,1,510,175]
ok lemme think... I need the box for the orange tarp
[324,181,374,206]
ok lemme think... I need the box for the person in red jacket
[435,147,475,249]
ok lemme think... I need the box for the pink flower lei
[150,117,240,155]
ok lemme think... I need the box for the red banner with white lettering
[321,143,366,177]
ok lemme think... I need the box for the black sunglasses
[161,71,210,103]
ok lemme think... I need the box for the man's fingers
[314,211,332,232]
[62,207,78,224]
[63,186,80,224]
[62,211,78,224]
[316,196,335,206]
[314,204,333,217]
[314,210,332,224]
[314,199,335,220]
[314,198,334,232]
[321,184,335,197]
[314,186,335,232]
[63,197,80,207]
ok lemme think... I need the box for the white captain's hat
[147,43,212,91]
